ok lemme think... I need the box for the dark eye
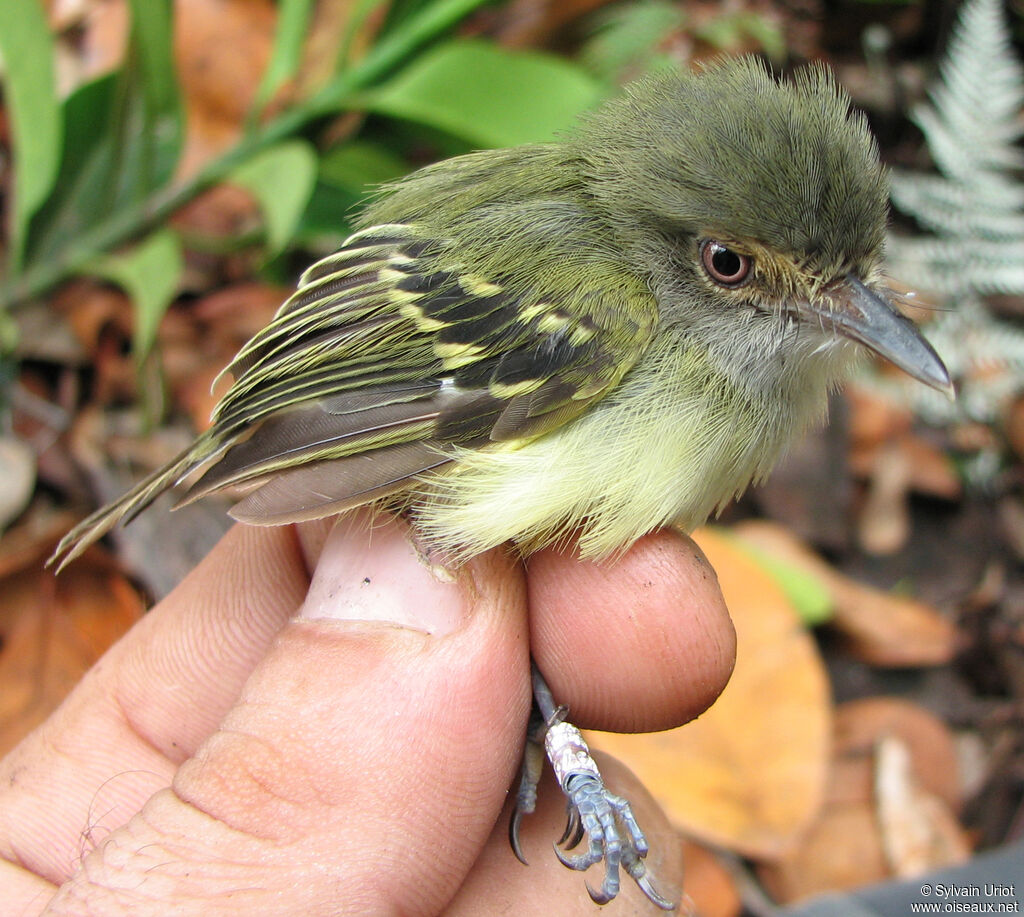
[700,240,752,288]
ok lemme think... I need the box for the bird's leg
[510,660,676,910]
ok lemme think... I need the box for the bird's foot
[510,664,676,910]
[546,720,675,909]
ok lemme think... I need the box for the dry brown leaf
[899,435,961,501]
[858,439,913,555]
[847,385,914,450]
[733,520,955,666]
[175,0,276,178]
[875,734,971,877]
[757,803,890,902]
[847,385,959,505]
[834,697,961,811]
[757,697,970,904]
[161,283,284,431]
[0,561,144,756]
[852,434,960,556]
[588,527,831,860]
[679,839,741,917]
[190,281,285,341]
[52,0,128,95]
[0,505,81,580]
[52,279,133,358]
[1007,396,1024,463]
[0,437,36,533]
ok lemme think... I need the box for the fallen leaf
[858,439,913,555]
[588,527,831,860]
[733,520,955,666]
[160,283,284,431]
[757,803,890,902]
[174,0,276,178]
[833,697,962,811]
[853,434,961,555]
[680,839,741,917]
[52,0,128,95]
[757,697,970,904]
[1008,396,1024,464]
[52,279,133,358]
[847,385,914,448]
[0,436,36,532]
[875,734,971,877]
[0,560,144,756]
[0,504,81,580]
[898,435,961,501]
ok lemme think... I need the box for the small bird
[51,56,951,907]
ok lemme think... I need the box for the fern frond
[882,0,1024,430]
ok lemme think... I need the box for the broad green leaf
[727,535,834,626]
[129,0,179,120]
[0,0,62,270]
[125,0,184,193]
[336,0,390,71]
[581,0,687,83]
[296,183,359,250]
[360,39,604,148]
[252,0,315,119]
[87,229,183,361]
[23,0,183,271]
[24,75,118,266]
[696,13,786,62]
[319,141,409,191]
[230,140,318,254]
[297,142,409,249]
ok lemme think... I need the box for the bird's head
[574,56,951,396]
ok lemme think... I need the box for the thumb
[50,514,532,917]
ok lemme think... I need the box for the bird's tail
[48,440,216,572]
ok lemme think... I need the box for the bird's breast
[412,334,826,559]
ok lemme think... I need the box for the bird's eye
[700,240,752,288]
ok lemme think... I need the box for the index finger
[526,528,736,732]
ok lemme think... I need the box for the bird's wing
[181,220,659,524]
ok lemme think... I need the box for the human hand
[0,511,734,915]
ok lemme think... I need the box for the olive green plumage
[50,57,950,569]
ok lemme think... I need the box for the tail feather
[48,447,210,572]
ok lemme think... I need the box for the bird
[49,56,952,908]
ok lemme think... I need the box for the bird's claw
[552,771,674,909]
[513,664,677,909]
[558,804,584,848]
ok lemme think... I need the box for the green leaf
[296,142,409,250]
[336,0,390,71]
[23,75,118,267]
[22,0,183,273]
[695,13,786,62]
[87,229,184,361]
[360,39,604,148]
[0,0,491,311]
[319,140,409,191]
[129,0,179,121]
[251,0,315,120]
[229,140,318,254]
[0,0,62,271]
[581,0,687,83]
[729,537,834,626]
[125,0,184,194]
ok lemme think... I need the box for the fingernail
[298,511,467,635]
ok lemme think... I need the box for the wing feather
[180,217,658,522]
[228,442,451,525]
[48,175,660,567]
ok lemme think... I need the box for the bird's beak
[806,275,954,398]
